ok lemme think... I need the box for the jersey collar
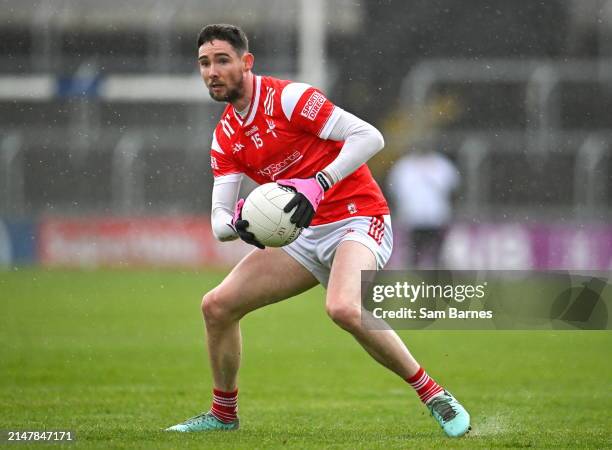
[235,75,261,128]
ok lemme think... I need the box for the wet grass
[1,268,610,449]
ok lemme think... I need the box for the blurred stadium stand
[0,0,611,223]
[394,58,612,220]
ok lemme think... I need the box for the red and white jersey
[209,75,389,225]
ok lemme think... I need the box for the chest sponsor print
[257,150,303,180]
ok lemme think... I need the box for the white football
[241,183,302,247]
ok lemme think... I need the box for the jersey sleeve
[210,128,241,177]
[280,83,340,138]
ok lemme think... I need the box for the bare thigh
[327,240,377,309]
[212,246,319,318]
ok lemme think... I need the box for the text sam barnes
[372,307,493,319]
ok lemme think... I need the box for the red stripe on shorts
[367,216,384,245]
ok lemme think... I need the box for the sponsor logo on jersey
[257,150,303,180]
[245,125,259,137]
[341,228,355,237]
[232,142,245,154]
[316,172,331,191]
[300,91,326,121]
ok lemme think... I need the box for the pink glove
[231,198,264,249]
[277,175,327,228]
[232,198,245,228]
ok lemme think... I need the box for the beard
[208,73,244,103]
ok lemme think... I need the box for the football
[241,183,302,247]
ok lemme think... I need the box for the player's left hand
[277,173,330,228]
[231,198,265,249]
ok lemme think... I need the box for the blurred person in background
[387,146,460,269]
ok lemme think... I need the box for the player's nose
[207,63,220,78]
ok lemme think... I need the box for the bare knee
[201,289,235,326]
[326,302,362,332]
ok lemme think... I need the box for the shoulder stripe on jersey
[281,82,311,120]
[211,131,224,154]
[319,106,342,140]
[244,76,262,127]
[263,86,275,116]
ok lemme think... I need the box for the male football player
[166,24,470,437]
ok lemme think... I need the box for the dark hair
[197,24,249,54]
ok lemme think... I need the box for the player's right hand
[231,198,265,249]
[277,174,328,228]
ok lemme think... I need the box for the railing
[450,132,610,220]
[112,132,145,214]
[574,134,608,218]
[1,57,611,219]
[0,133,24,216]
[402,59,612,149]
[400,58,612,219]
[1,127,608,220]
[457,136,489,215]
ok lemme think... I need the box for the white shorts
[282,215,393,287]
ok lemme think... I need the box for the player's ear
[242,52,254,71]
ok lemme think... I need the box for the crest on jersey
[266,119,278,138]
[347,202,357,214]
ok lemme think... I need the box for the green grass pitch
[1,268,610,449]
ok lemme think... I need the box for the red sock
[210,388,238,423]
[406,367,444,404]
